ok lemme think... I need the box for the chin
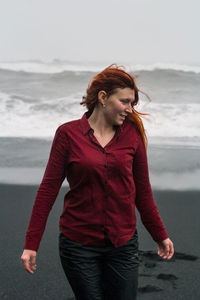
[116,120,124,126]
[112,116,125,126]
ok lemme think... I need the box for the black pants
[59,230,139,300]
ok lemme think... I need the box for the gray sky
[0,0,199,64]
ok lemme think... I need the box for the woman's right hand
[21,249,37,274]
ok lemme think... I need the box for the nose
[125,103,133,113]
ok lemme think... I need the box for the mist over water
[1,60,200,188]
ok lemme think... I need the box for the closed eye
[120,99,135,107]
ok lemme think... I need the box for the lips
[120,113,127,119]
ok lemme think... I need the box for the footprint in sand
[138,284,163,293]
[138,250,198,293]
[157,273,178,289]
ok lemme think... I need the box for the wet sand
[0,184,199,299]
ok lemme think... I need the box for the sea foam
[0,60,200,74]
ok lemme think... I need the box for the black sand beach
[0,184,200,300]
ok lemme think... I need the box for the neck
[88,107,116,136]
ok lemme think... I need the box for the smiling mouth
[120,114,127,118]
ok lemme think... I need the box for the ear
[98,90,107,106]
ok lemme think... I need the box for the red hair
[80,64,149,149]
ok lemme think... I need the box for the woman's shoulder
[56,118,81,134]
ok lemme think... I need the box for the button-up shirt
[24,111,168,251]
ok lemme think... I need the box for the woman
[21,64,174,300]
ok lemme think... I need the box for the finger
[30,255,36,264]
[160,253,166,259]
[159,244,166,253]
[167,243,174,259]
[158,245,163,254]
[163,244,170,259]
[21,256,36,274]
[158,243,169,259]
[30,255,37,270]
[22,259,35,274]
[158,247,165,258]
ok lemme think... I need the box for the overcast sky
[0,0,199,64]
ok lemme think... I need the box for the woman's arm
[21,126,69,273]
[23,126,69,252]
[133,132,174,258]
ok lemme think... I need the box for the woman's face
[102,87,135,126]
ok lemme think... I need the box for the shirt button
[104,165,107,168]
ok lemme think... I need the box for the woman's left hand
[157,238,174,260]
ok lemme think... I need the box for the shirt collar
[80,111,125,136]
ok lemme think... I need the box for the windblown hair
[80,64,149,149]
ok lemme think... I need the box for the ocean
[0,60,200,189]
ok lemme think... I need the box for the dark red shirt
[24,111,168,251]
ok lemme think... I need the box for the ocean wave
[1,91,200,145]
[0,60,200,74]
[0,60,102,74]
[129,62,200,74]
